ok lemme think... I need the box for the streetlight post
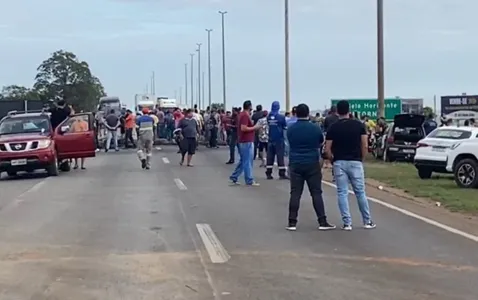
[179,86,182,104]
[184,63,188,107]
[377,0,385,118]
[190,53,195,108]
[206,29,213,109]
[196,43,202,110]
[219,11,227,110]
[284,0,290,113]
[202,71,205,108]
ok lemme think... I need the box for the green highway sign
[330,98,402,121]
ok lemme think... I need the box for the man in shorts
[177,109,199,167]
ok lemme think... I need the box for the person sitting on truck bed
[50,100,72,130]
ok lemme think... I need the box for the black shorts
[258,142,268,152]
[181,137,196,155]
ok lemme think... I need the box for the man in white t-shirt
[192,110,203,148]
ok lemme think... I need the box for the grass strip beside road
[364,162,478,214]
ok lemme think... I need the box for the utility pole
[184,63,188,107]
[190,53,195,108]
[206,29,213,109]
[151,71,155,95]
[219,11,227,110]
[284,0,291,112]
[179,86,182,104]
[377,0,385,118]
[174,90,177,100]
[202,71,205,108]
[196,43,202,110]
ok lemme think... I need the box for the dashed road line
[196,223,231,263]
[174,178,187,190]
[0,178,49,212]
[162,157,170,164]
[322,180,478,243]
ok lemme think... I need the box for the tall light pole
[190,53,195,108]
[202,71,205,108]
[284,0,291,112]
[196,43,202,110]
[219,11,227,110]
[377,0,385,118]
[206,29,213,109]
[179,86,182,104]
[184,63,188,107]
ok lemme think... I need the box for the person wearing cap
[136,107,155,169]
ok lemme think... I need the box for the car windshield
[427,129,472,140]
[0,117,51,135]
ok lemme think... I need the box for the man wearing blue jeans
[324,100,376,231]
[229,100,260,186]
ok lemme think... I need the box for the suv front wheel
[454,158,478,188]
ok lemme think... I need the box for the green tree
[423,106,433,116]
[34,50,106,111]
[0,85,41,101]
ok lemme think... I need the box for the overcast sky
[0,0,477,110]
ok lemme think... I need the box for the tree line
[0,50,106,111]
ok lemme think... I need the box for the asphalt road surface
[0,147,477,300]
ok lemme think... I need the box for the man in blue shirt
[266,101,288,179]
[136,108,155,169]
[286,103,335,231]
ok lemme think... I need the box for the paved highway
[0,147,477,299]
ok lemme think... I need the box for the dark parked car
[372,114,426,162]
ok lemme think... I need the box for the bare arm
[325,140,333,161]
[361,134,368,160]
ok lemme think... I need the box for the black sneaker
[364,221,377,229]
[341,224,353,231]
[266,175,274,180]
[286,223,297,231]
[141,159,147,169]
[318,222,336,231]
[225,161,234,164]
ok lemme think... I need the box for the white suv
[446,139,478,188]
[414,126,478,179]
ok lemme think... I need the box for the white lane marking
[1,178,49,210]
[322,180,478,243]
[174,178,187,190]
[196,223,231,263]
[162,157,170,164]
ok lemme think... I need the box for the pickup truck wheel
[417,167,432,179]
[46,160,59,176]
[6,171,17,177]
[454,158,478,188]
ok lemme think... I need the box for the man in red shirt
[229,100,261,186]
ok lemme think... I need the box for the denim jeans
[106,130,118,150]
[230,142,254,185]
[333,160,372,225]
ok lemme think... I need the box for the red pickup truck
[0,110,96,177]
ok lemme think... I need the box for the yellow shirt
[151,114,159,126]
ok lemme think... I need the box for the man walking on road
[252,105,264,160]
[136,108,155,169]
[177,109,198,167]
[286,104,335,231]
[266,101,288,179]
[104,109,120,152]
[124,109,136,149]
[229,100,260,186]
[324,100,376,231]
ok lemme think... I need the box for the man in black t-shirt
[324,100,376,231]
[49,100,72,130]
[323,105,339,133]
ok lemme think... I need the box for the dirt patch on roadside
[322,170,478,237]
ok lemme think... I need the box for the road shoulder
[322,169,478,237]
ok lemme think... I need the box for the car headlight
[37,140,51,149]
[450,142,461,150]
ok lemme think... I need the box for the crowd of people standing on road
[223,99,376,232]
